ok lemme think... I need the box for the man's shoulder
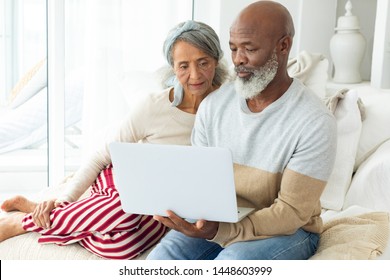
[292,79,332,116]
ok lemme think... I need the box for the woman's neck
[170,87,217,114]
[177,94,205,114]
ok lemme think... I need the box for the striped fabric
[21,165,167,260]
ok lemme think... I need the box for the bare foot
[1,195,37,213]
[0,212,27,242]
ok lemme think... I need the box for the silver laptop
[109,142,255,223]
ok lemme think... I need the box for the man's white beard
[234,52,278,100]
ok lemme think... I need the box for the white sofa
[313,84,390,260]
[1,53,389,260]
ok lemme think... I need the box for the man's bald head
[231,1,295,44]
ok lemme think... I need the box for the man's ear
[279,35,292,54]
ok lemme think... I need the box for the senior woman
[0,20,229,260]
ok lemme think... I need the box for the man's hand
[31,199,57,229]
[154,210,219,240]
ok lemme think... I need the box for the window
[0,0,47,196]
[0,0,192,196]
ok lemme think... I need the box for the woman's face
[172,41,218,98]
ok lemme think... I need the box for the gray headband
[163,20,201,66]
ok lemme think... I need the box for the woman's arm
[55,94,154,204]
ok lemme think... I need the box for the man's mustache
[234,65,256,74]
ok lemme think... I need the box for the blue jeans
[146,228,319,260]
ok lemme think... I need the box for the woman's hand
[31,199,57,229]
[154,210,219,240]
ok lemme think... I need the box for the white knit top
[56,88,195,203]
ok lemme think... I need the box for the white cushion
[287,51,329,99]
[344,139,390,213]
[8,59,47,109]
[118,70,162,108]
[0,231,103,260]
[354,87,390,170]
[320,90,362,211]
[0,69,83,154]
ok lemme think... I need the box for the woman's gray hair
[159,20,229,106]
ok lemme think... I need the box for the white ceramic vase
[330,1,366,84]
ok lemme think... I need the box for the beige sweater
[192,80,337,247]
[56,88,195,203]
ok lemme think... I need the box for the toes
[1,195,26,212]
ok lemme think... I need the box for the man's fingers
[195,219,206,229]
[153,211,216,239]
[154,211,192,232]
[166,210,187,226]
[153,215,175,228]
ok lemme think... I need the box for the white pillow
[118,70,162,108]
[344,139,390,213]
[320,89,362,211]
[354,87,390,170]
[8,59,47,109]
[0,70,83,154]
[287,50,329,99]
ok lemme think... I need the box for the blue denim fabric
[146,228,319,260]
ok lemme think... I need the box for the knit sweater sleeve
[193,83,337,247]
[211,113,337,247]
[55,94,157,203]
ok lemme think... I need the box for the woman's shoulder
[130,88,171,110]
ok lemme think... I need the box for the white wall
[194,0,337,66]
[194,0,387,87]
[193,0,257,66]
[371,0,390,89]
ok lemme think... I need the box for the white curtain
[66,0,192,156]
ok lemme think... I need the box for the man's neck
[246,76,293,113]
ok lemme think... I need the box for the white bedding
[344,139,390,213]
[0,69,84,154]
